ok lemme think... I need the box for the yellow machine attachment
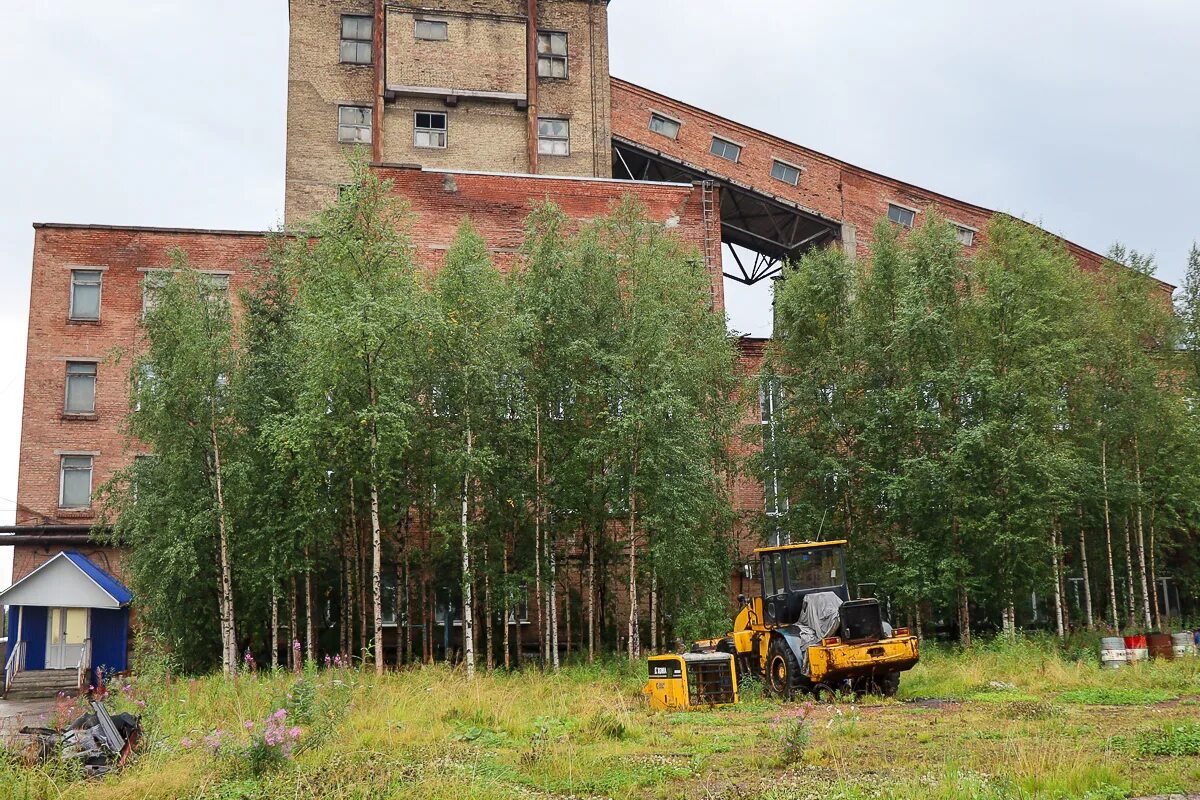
[643,652,739,711]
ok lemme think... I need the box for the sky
[1,1,1198,584]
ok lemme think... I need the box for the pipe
[0,536,98,547]
[0,524,108,535]
[526,0,539,174]
[372,0,385,163]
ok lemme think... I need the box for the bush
[1129,723,1200,757]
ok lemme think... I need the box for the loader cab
[756,541,849,626]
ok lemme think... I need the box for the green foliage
[1127,722,1200,757]
[1058,687,1178,705]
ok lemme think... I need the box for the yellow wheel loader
[696,540,918,699]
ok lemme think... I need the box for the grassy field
[3,639,1199,800]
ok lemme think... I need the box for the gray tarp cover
[800,591,843,640]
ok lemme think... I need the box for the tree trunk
[1101,439,1119,627]
[548,536,560,670]
[289,577,298,671]
[1078,507,1093,629]
[587,523,596,663]
[1123,516,1136,629]
[627,462,640,660]
[461,424,476,679]
[485,547,494,672]
[1149,508,1160,627]
[958,587,971,649]
[533,408,543,668]
[209,419,237,675]
[503,541,511,670]
[1132,437,1152,630]
[304,548,315,664]
[652,568,662,657]
[368,380,385,675]
[1051,521,1065,639]
[270,582,279,670]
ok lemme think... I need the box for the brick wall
[286,0,612,224]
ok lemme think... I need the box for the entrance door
[46,607,88,670]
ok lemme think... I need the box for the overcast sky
[2,1,1198,583]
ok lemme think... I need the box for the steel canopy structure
[612,135,841,285]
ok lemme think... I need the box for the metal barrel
[1124,634,1149,663]
[1172,632,1196,658]
[1100,637,1127,669]
[1148,633,1174,661]
[1195,629,1200,648]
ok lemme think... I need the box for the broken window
[710,136,741,163]
[771,159,801,186]
[538,118,570,156]
[887,203,916,228]
[649,113,681,140]
[338,105,372,144]
[414,111,447,148]
[537,31,568,78]
[955,225,976,247]
[65,361,97,415]
[60,455,94,508]
[69,270,102,321]
[415,19,448,41]
[340,15,373,64]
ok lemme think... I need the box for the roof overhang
[0,552,131,610]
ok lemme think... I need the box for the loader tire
[877,671,900,698]
[766,638,800,699]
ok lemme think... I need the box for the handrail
[77,638,93,693]
[5,640,27,696]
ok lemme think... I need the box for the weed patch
[1058,687,1178,706]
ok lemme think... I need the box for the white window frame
[414,18,449,41]
[648,112,681,140]
[69,269,103,322]
[337,105,373,145]
[887,202,918,229]
[340,14,373,64]
[64,360,98,416]
[538,117,570,157]
[536,31,569,79]
[953,222,977,247]
[414,111,448,149]
[771,159,802,187]
[710,136,742,163]
[59,454,94,509]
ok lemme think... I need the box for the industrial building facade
[5,0,1123,670]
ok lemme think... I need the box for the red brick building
[4,1,1154,675]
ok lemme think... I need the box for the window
[134,363,155,412]
[648,113,680,140]
[955,225,976,247]
[414,111,447,148]
[69,270,102,321]
[340,15,372,64]
[538,118,570,156]
[142,271,166,316]
[710,137,741,162]
[65,362,97,415]
[887,203,916,228]
[415,19,448,41]
[201,273,230,303]
[771,159,801,186]
[537,31,568,78]
[338,105,372,144]
[785,548,840,592]
[60,455,93,508]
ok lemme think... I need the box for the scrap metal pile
[18,701,141,778]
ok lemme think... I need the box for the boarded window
[338,105,372,144]
[414,111,447,148]
[887,203,916,228]
[415,19,448,41]
[649,113,680,139]
[538,118,570,156]
[340,15,372,64]
[710,137,741,162]
[537,31,568,78]
[771,160,801,186]
[60,455,93,508]
[65,362,97,415]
